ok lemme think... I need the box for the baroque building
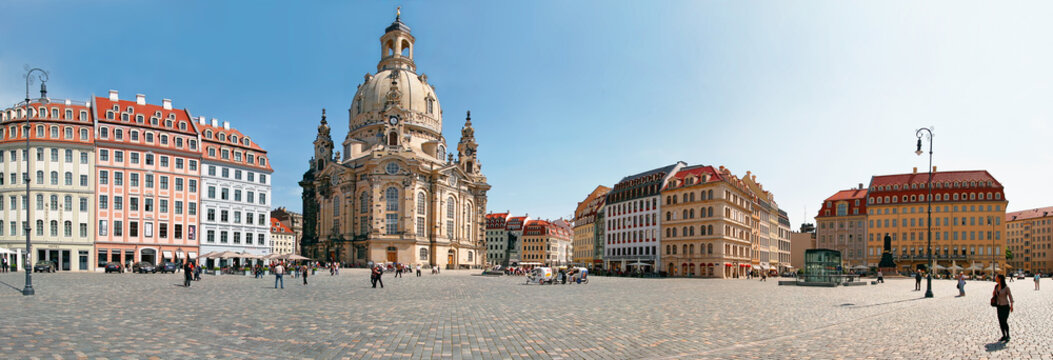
[1006,206,1053,274]
[196,116,273,268]
[573,185,609,269]
[1,92,95,271]
[301,13,489,269]
[815,185,868,268]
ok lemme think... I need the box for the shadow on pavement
[843,297,926,309]
[984,342,1006,352]
[0,280,24,294]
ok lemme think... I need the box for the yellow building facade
[1005,207,1053,274]
[572,185,608,267]
[865,169,1007,275]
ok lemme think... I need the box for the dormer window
[126,106,133,113]
[51,108,59,118]
[135,115,144,123]
[150,117,158,126]
[79,111,88,121]
[167,113,175,120]
[218,133,226,141]
[165,120,172,128]
[65,110,73,119]
[154,111,161,117]
[205,130,213,139]
[243,137,250,146]
[231,135,238,144]
[178,122,187,131]
[121,113,129,121]
[106,111,114,120]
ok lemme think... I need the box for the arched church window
[446,197,455,219]
[417,192,426,215]
[386,187,399,211]
[437,145,445,159]
[333,198,340,217]
[360,191,369,213]
[419,247,428,260]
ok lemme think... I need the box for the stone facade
[301,13,489,269]
[815,185,869,267]
[573,186,609,268]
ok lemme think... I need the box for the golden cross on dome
[396,6,401,20]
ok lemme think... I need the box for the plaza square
[1,271,1050,359]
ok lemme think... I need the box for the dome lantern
[379,7,416,72]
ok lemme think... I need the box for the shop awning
[162,251,173,258]
[188,252,197,259]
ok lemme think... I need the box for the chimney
[211,118,218,127]
[913,167,918,174]
[933,166,937,172]
[858,183,863,190]
[64,99,71,105]
[199,116,207,125]
[135,94,146,105]
[162,99,172,110]
[222,121,230,130]
[752,175,757,182]
[108,90,119,101]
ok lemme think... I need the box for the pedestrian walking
[1,257,7,273]
[183,261,193,287]
[416,263,421,277]
[877,270,884,283]
[395,264,403,278]
[1035,274,1041,290]
[194,263,202,281]
[993,274,1014,342]
[274,262,285,289]
[915,272,922,291]
[957,273,966,297]
[302,264,309,285]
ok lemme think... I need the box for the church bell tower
[457,111,480,175]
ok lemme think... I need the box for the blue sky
[3,1,1053,226]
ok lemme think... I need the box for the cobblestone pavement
[0,270,1050,359]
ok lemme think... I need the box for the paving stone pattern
[0,271,1050,359]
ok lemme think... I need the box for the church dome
[350,69,441,133]
[348,13,442,135]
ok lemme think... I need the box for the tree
[1005,249,1013,261]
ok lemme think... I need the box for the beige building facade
[660,165,755,278]
[1,98,96,271]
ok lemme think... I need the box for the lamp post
[915,127,934,298]
[22,67,48,296]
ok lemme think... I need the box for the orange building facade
[1005,207,1053,274]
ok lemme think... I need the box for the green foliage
[1005,249,1014,260]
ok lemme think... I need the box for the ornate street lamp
[916,127,934,298]
[22,67,48,296]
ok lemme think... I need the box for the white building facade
[196,117,273,268]
[604,162,685,273]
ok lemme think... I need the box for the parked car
[104,262,123,273]
[33,261,56,273]
[157,261,178,273]
[132,262,157,274]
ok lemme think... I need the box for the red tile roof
[870,170,1001,188]
[664,165,722,190]
[1006,206,1053,222]
[816,188,868,218]
[270,218,294,234]
[94,96,197,136]
[197,120,272,172]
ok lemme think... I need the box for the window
[130,152,139,164]
[221,210,229,222]
[259,193,266,205]
[386,214,399,235]
[221,188,229,200]
[234,190,242,202]
[386,187,399,211]
[160,176,168,190]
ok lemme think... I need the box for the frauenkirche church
[300,11,489,268]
